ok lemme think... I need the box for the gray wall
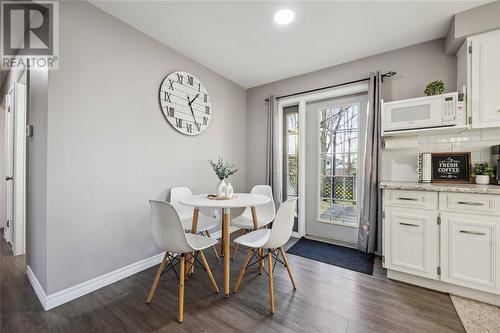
[44,1,247,294]
[27,70,49,291]
[246,38,457,187]
[445,1,500,54]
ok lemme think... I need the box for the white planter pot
[225,183,234,197]
[217,180,226,196]
[475,175,490,185]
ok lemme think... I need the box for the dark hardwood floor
[0,235,464,333]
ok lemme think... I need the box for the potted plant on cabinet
[471,162,494,185]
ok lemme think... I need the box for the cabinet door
[441,212,499,294]
[471,30,500,128]
[384,207,439,280]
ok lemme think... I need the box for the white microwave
[382,92,465,134]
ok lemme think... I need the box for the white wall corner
[26,265,48,310]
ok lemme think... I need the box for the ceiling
[93,1,486,88]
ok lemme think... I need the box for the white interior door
[4,91,14,244]
[305,93,368,244]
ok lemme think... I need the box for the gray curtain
[265,96,282,206]
[358,72,382,253]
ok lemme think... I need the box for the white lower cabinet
[384,207,439,280]
[440,212,499,294]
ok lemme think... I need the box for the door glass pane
[318,103,359,226]
[283,106,299,231]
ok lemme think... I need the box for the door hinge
[382,255,385,264]
[437,266,441,275]
[382,211,385,219]
[6,220,9,227]
[437,216,441,225]
[468,45,472,54]
[468,116,472,125]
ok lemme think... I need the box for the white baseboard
[25,227,240,311]
[26,265,48,309]
[27,252,166,311]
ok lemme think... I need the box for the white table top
[179,193,271,208]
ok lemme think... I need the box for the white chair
[233,198,298,314]
[230,185,275,259]
[170,186,219,259]
[146,200,220,323]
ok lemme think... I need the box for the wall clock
[159,71,211,136]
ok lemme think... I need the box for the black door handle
[5,177,12,181]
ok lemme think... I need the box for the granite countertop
[379,181,500,195]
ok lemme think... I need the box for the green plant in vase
[471,162,494,185]
[209,157,239,196]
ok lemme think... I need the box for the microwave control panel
[442,94,459,125]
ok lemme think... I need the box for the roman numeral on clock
[195,122,201,131]
[202,116,208,125]
[204,93,208,102]
[176,74,183,84]
[162,91,171,103]
[167,107,175,117]
[197,83,201,92]
[186,123,193,133]
[187,75,194,86]
[205,106,210,114]
[168,79,174,90]
[175,118,183,128]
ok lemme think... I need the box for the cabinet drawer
[439,192,500,216]
[384,190,438,210]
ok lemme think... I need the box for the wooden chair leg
[205,231,219,260]
[199,250,219,293]
[146,252,169,303]
[280,247,297,290]
[234,248,253,293]
[267,251,275,314]
[231,229,245,260]
[179,254,185,323]
[258,248,264,274]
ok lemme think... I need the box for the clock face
[159,71,211,136]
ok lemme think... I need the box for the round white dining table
[179,193,271,296]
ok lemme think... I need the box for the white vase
[225,183,234,197]
[475,175,490,185]
[217,179,226,196]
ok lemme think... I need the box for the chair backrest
[263,198,298,249]
[149,200,193,254]
[242,185,276,221]
[170,186,194,219]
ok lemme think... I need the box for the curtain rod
[267,71,396,101]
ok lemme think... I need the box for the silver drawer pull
[459,230,486,236]
[397,197,418,201]
[400,222,419,227]
[457,201,484,206]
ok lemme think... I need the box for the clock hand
[188,93,200,105]
[188,103,200,130]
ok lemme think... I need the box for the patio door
[305,93,368,245]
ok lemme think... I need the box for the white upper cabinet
[459,30,500,129]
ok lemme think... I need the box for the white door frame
[278,83,369,239]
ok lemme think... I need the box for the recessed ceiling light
[274,9,295,25]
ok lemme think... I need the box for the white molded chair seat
[186,233,218,251]
[230,185,275,230]
[234,229,271,249]
[171,186,219,232]
[181,214,218,233]
[231,212,273,229]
